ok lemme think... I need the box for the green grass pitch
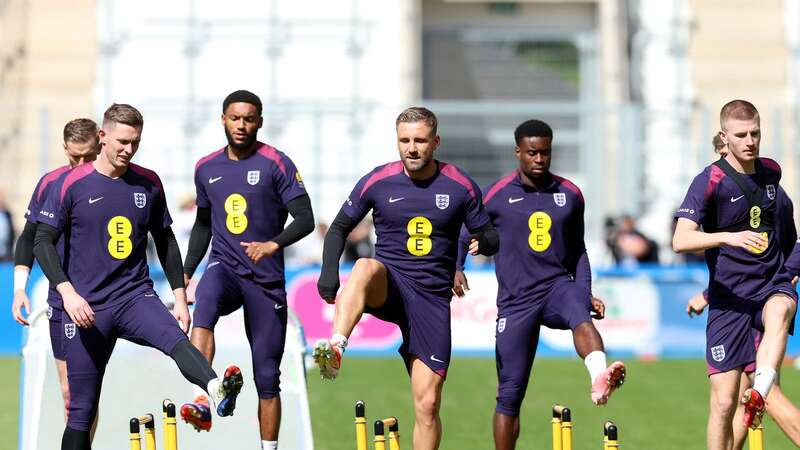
[0,357,19,450]
[307,357,800,450]
[2,356,799,449]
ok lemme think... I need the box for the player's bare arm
[240,240,280,263]
[687,291,708,318]
[590,296,605,319]
[171,288,191,334]
[467,239,479,255]
[453,227,472,298]
[672,217,767,253]
[11,273,31,326]
[455,224,498,297]
[783,240,800,289]
[11,215,40,327]
[452,270,469,298]
[58,283,95,328]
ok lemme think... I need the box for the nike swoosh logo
[88,197,104,204]
[508,197,524,204]
[207,261,220,268]
[209,176,223,184]
[144,293,156,297]
[274,303,284,310]
[389,197,405,203]
[731,195,745,203]
[430,354,446,363]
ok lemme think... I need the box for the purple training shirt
[341,160,490,297]
[38,163,171,309]
[194,142,307,283]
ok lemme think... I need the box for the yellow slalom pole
[140,414,157,450]
[374,419,387,450]
[355,401,368,450]
[748,424,764,450]
[552,405,563,450]
[163,399,177,450]
[384,417,400,450]
[129,418,142,450]
[559,407,573,450]
[603,420,619,450]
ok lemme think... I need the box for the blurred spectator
[286,222,328,266]
[603,217,622,263]
[604,214,659,266]
[343,218,374,262]
[0,189,15,261]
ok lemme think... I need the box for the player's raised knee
[351,258,384,279]
[353,257,381,272]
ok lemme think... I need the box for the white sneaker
[207,365,243,417]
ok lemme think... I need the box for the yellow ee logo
[107,216,133,259]
[528,211,552,252]
[406,216,433,256]
[224,193,248,235]
[749,206,761,229]
[747,231,769,254]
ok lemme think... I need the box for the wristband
[14,267,30,293]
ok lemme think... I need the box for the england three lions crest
[710,345,725,362]
[247,170,261,186]
[497,318,507,334]
[553,193,566,207]
[767,184,776,200]
[436,194,450,210]
[134,193,146,209]
[64,323,76,340]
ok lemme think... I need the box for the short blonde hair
[103,103,143,129]
[63,118,98,144]
[719,100,759,130]
[396,107,438,135]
